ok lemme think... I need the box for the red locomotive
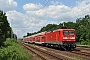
[23,28,76,50]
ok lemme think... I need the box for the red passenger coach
[23,36,30,43]
[31,35,36,43]
[28,36,33,43]
[34,32,46,44]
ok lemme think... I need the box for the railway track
[35,44,90,60]
[22,42,90,60]
[23,43,46,60]
[76,45,90,51]
[22,43,73,60]
[70,45,90,59]
[71,49,90,57]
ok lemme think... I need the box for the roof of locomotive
[52,28,75,32]
[59,29,75,30]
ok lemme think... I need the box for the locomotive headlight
[70,37,75,39]
[63,37,68,39]
[63,37,75,39]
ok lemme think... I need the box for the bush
[0,38,32,60]
[0,35,6,46]
[81,41,88,45]
[3,38,18,47]
[76,40,90,45]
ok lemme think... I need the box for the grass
[0,38,32,60]
[72,57,85,60]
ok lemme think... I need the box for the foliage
[76,15,90,45]
[0,10,7,46]
[0,10,17,46]
[0,38,32,60]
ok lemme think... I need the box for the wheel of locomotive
[67,47,74,51]
[46,43,48,47]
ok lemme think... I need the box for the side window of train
[58,31,60,35]
[42,36,44,39]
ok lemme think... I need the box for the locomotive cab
[62,29,76,50]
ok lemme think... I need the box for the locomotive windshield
[63,30,74,35]
[69,31,74,35]
[63,31,68,35]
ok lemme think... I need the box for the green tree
[76,15,90,44]
[0,10,12,46]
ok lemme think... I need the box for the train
[23,27,76,50]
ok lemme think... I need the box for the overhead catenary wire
[27,0,51,30]
[37,0,51,16]
[12,1,90,31]
[12,1,90,38]
[23,0,52,38]
[7,0,51,38]
[72,5,90,18]
[60,5,90,23]
[31,0,51,20]
[31,2,90,26]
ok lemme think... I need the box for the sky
[0,0,90,38]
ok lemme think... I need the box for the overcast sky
[0,0,90,38]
